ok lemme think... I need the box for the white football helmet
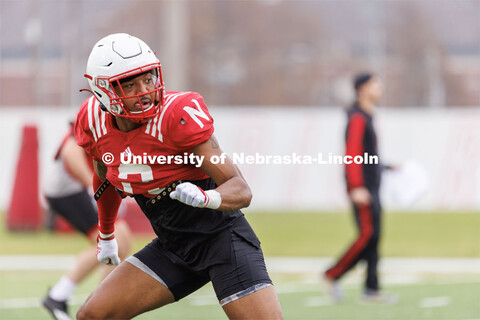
[84,33,164,123]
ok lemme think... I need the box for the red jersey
[74,91,214,198]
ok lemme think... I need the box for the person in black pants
[323,73,397,304]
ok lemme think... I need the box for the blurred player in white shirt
[42,124,132,320]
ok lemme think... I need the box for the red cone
[6,125,42,231]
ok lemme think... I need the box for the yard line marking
[0,255,76,271]
[419,296,450,308]
[2,256,480,277]
[305,296,334,307]
[0,294,88,309]
[265,257,480,274]
[187,295,217,306]
[0,297,42,309]
[275,284,319,294]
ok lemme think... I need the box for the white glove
[96,232,121,266]
[170,182,221,209]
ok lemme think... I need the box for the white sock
[49,276,77,301]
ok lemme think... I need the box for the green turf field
[1,269,479,320]
[1,211,479,319]
[247,211,480,257]
[2,211,479,257]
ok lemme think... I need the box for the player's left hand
[170,182,221,209]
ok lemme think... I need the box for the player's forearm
[66,161,92,189]
[191,136,252,211]
[61,138,93,188]
[93,173,121,234]
[214,176,252,211]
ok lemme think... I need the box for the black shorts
[46,191,98,236]
[126,216,272,305]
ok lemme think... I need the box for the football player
[42,123,132,320]
[74,33,283,320]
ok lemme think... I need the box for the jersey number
[118,164,163,195]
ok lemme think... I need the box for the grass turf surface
[1,270,479,320]
[2,211,480,257]
[1,211,479,319]
[248,211,480,257]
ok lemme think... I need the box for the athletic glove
[96,232,120,266]
[170,182,221,209]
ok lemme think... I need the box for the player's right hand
[349,187,372,207]
[96,233,120,266]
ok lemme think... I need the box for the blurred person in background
[42,123,132,320]
[74,33,283,320]
[323,73,397,304]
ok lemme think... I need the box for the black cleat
[41,293,72,320]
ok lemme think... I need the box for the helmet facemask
[87,63,164,124]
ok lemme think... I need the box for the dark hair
[353,73,374,91]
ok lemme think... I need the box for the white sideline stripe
[265,257,480,274]
[0,255,76,271]
[187,295,217,306]
[419,296,450,308]
[2,256,480,273]
[0,297,42,309]
[0,294,88,309]
[275,278,480,295]
[0,293,220,310]
[304,296,333,307]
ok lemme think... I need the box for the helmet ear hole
[100,103,107,112]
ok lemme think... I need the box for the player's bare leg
[63,228,101,285]
[43,231,100,319]
[63,220,132,284]
[64,246,98,284]
[44,230,102,312]
[46,220,133,319]
[42,244,99,320]
[76,261,175,320]
[222,285,283,320]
